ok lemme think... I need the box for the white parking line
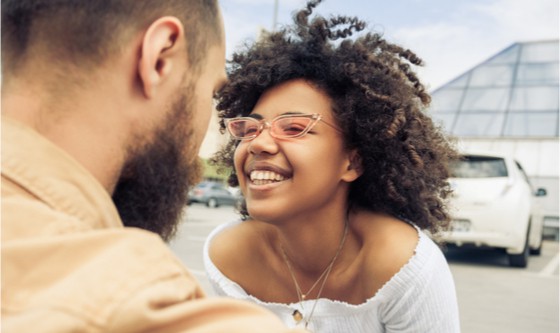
[539,253,559,276]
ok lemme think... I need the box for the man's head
[2,0,227,241]
[2,0,221,79]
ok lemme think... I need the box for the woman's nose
[247,125,279,155]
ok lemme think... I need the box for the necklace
[281,221,349,331]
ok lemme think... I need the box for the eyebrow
[247,111,306,120]
[247,114,263,120]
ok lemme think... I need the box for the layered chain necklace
[281,221,349,331]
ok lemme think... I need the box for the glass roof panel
[510,87,559,111]
[461,88,510,112]
[446,73,470,88]
[520,42,559,63]
[430,89,464,113]
[453,113,505,137]
[516,63,559,85]
[503,112,558,137]
[486,44,520,65]
[469,64,514,87]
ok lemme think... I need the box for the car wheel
[508,232,529,268]
[530,231,543,256]
[207,198,219,208]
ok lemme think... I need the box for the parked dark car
[187,181,239,208]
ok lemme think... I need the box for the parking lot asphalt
[169,204,559,333]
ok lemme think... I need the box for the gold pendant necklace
[281,220,349,331]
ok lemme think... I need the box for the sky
[219,0,559,91]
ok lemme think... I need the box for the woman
[204,1,460,332]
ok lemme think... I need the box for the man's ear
[138,16,185,99]
[342,149,363,182]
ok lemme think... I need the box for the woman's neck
[271,207,355,278]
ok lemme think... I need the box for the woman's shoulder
[356,212,443,296]
[206,219,271,278]
[360,213,418,265]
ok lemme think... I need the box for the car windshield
[450,156,508,178]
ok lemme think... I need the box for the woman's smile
[250,170,287,184]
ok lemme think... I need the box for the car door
[212,185,235,205]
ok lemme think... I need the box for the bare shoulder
[357,212,419,291]
[208,220,270,277]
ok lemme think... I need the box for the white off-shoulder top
[203,220,461,333]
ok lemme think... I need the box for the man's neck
[2,83,126,194]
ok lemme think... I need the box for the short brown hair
[213,0,458,234]
[1,0,221,77]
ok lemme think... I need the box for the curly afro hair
[212,0,458,234]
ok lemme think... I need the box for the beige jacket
[1,118,303,333]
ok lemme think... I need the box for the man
[1,1,305,332]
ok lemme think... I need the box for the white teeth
[250,170,286,182]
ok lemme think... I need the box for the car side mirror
[535,188,547,197]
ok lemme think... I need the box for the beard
[112,85,203,242]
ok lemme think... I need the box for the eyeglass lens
[228,116,315,139]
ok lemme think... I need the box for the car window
[450,156,508,178]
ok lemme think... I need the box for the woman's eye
[282,125,305,134]
[244,126,258,135]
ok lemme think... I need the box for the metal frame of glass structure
[430,40,559,138]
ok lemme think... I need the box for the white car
[443,152,547,267]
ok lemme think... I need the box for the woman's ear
[342,149,363,182]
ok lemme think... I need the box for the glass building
[430,39,559,228]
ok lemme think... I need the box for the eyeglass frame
[225,113,341,141]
